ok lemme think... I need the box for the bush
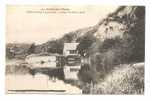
[77,35,96,56]
[92,63,144,94]
[78,64,99,84]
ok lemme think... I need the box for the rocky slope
[62,6,143,42]
[77,6,145,85]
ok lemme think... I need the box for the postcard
[6,5,145,94]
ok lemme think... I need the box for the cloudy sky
[6,5,118,44]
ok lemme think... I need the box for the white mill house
[63,43,81,80]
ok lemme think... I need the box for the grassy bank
[83,62,144,94]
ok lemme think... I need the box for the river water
[5,73,82,94]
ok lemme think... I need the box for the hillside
[76,7,145,94]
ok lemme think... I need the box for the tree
[77,35,96,56]
[28,43,36,54]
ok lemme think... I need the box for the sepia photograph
[5,5,145,94]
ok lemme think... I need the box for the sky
[6,5,118,44]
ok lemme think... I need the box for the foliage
[28,43,36,54]
[78,6,145,87]
[77,35,96,56]
[92,63,144,94]
[78,64,99,84]
[46,40,63,54]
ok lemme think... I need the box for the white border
[0,0,151,100]
[4,0,150,5]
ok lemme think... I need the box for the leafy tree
[28,43,36,54]
[47,40,63,54]
[77,35,96,56]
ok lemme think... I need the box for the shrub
[92,63,144,94]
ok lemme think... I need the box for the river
[5,73,82,94]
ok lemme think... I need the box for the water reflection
[6,73,82,94]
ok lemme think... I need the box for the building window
[70,68,79,72]
[69,50,77,54]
